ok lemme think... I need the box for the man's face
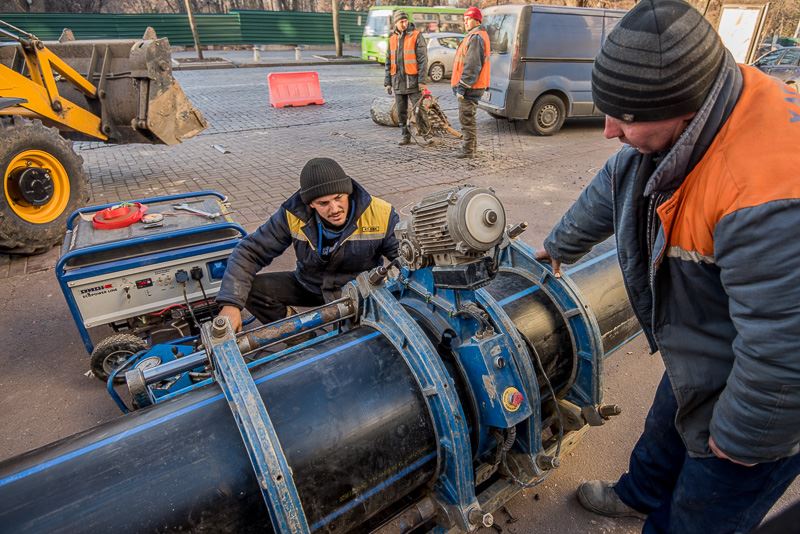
[603,113,696,154]
[309,193,349,227]
[464,16,479,30]
[395,18,409,32]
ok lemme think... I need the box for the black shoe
[455,148,474,159]
[576,481,647,520]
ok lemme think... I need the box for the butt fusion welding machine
[3,185,639,533]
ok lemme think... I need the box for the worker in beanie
[217,157,399,331]
[384,10,428,145]
[536,1,800,531]
[451,6,490,158]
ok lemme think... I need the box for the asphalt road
[0,62,796,533]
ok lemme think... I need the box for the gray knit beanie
[592,0,725,122]
[393,11,409,24]
[299,158,353,204]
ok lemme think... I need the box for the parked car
[752,46,799,90]
[424,32,464,82]
[478,4,625,136]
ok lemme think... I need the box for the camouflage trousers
[458,97,478,154]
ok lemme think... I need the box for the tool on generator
[173,203,221,219]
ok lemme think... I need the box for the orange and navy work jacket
[451,26,490,91]
[389,29,421,76]
[218,180,399,305]
[543,64,800,466]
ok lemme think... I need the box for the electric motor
[397,186,506,270]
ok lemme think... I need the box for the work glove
[386,85,393,95]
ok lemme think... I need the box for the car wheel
[429,63,445,83]
[526,94,566,136]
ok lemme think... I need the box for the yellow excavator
[0,20,206,254]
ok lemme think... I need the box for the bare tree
[183,0,204,59]
[332,0,342,57]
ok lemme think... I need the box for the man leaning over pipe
[216,157,399,332]
[535,1,800,532]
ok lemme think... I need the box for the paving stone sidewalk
[0,63,610,279]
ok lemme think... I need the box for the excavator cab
[0,20,207,254]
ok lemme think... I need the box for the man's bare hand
[534,246,562,278]
[218,305,243,333]
[709,436,756,467]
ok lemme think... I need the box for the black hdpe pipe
[0,242,638,533]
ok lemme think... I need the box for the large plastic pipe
[0,245,638,533]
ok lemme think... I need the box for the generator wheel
[0,118,88,255]
[91,334,148,383]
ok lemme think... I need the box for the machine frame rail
[202,316,311,534]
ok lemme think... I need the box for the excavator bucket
[0,29,206,144]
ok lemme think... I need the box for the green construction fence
[0,10,367,46]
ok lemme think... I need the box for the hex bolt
[599,404,622,418]
[469,508,494,528]
[536,453,560,471]
[494,356,505,369]
[212,317,228,339]
[483,209,498,226]
[507,221,529,239]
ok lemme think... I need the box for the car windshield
[484,13,518,55]
[778,48,800,66]
[754,49,784,66]
[438,37,462,49]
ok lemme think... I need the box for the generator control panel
[68,251,231,328]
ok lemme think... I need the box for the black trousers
[395,91,421,129]
[244,271,325,324]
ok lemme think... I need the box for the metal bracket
[347,273,480,532]
[497,241,605,407]
[474,287,543,461]
[201,317,310,534]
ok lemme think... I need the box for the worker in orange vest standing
[451,7,490,159]
[384,11,428,146]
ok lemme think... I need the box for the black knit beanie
[592,0,725,122]
[299,158,353,204]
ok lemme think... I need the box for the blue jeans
[614,373,800,534]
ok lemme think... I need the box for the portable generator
[56,191,246,381]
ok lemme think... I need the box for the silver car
[753,46,799,90]
[424,32,464,83]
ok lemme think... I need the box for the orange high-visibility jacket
[451,28,490,89]
[389,30,421,76]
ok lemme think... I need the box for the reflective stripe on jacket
[217,180,400,307]
[451,28,490,90]
[543,58,800,465]
[389,30,420,76]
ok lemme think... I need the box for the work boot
[455,146,474,159]
[576,481,647,520]
[398,126,411,146]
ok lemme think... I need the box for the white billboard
[718,4,770,63]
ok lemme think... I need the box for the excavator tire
[0,118,88,255]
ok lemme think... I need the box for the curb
[173,59,372,71]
